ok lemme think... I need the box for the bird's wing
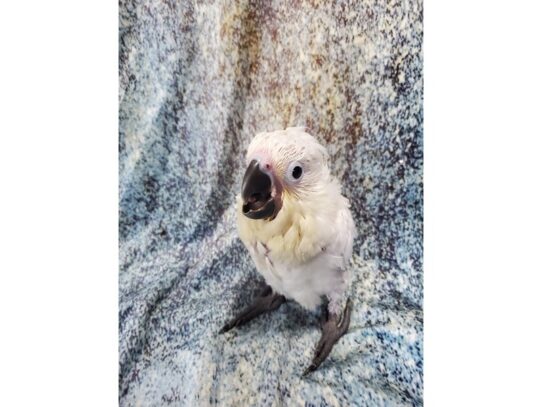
[328,205,357,271]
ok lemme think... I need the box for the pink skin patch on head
[248,150,273,171]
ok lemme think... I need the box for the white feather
[237,128,357,311]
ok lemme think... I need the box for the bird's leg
[303,298,352,376]
[219,285,286,334]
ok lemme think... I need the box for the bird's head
[240,127,330,221]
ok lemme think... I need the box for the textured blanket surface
[119,0,423,405]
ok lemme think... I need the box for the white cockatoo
[220,127,357,375]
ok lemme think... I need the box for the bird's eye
[286,161,304,183]
[292,166,302,179]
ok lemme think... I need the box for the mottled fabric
[119,0,423,406]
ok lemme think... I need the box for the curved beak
[241,160,279,220]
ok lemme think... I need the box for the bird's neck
[237,180,343,264]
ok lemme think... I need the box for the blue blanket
[119,1,423,405]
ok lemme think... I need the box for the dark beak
[241,160,276,220]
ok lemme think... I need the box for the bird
[219,127,357,375]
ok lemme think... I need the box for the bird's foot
[219,285,286,334]
[303,298,352,376]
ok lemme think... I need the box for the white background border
[0,1,118,405]
[425,0,542,405]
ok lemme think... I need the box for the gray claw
[219,285,286,334]
[303,298,352,375]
